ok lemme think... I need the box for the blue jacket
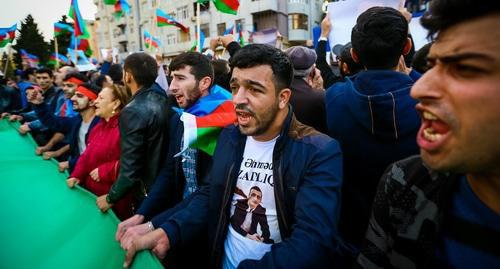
[33,103,100,172]
[157,108,343,268]
[325,70,421,254]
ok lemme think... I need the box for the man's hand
[1,112,10,119]
[67,177,80,188]
[120,222,154,250]
[116,214,145,241]
[220,35,235,47]
[9,114,23,122]
[89,168,100,182]
[35,145,49,155]
[58,161,69,172]
[123,229,170,268]
[43,151,56,160]
[321,14,332,38]
[96,194,113,212]
[18,123,31,135]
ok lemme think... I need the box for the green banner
[0,119,163,269]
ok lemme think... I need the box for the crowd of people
[0,0,499,268]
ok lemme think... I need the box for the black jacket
[108,83,171,203]
[289,77,328,134]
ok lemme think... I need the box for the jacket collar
[131,82,166,101]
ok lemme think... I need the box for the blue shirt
[435,176,500,268]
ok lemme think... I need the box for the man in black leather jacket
[97,53,171,213]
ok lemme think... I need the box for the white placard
[327,0,404,48]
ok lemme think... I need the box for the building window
[288,0,308,3]
[289,13,308,30]
[179,29,190,42]
[200,23,210,38]
[194,1,210,16]
[235,18,245,31]
[167,34,176,45]
[217,23,226,36]
[177,5,189,20]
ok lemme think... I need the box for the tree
[0,52,16,78]
[49,15,73,60]
[12,14,50,69]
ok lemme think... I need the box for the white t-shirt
[78,121,91,154]
[223,136,281,269]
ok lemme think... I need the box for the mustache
[235,104,255,116]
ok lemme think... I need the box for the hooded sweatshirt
[325,69,421,256]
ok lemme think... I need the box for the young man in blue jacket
[324,7,422,262]
[123,44,343,269]
[28,80,100,173]
[358,0,500,267]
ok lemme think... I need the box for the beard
[236,99,280,137]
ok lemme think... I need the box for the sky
[1,0,97,42]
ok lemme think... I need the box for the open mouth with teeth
[236,111,253,126]
[417,110,451,152]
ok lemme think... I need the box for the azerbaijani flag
[20,49,40,68]
[156,8,189,33]
[70,34,92,56]
[68,0,90,38]
[198,0,239,15]
[54,22,74,37]
[143,30,152,48]
[48,53,70,65]
[190,26,205,52]
[113,0,131,18]
[0,24,17,47]
[175,85,236,156]
[103,0,117,5]
[151,36,161,48]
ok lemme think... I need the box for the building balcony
[248,0,279,14]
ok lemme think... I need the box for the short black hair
[123,53,158,87]
[21,68,37,80]
[339,43,363,75]
[351,7,409,69]
[421,0,500,40]
[108,64,123,85]
[63,72,89,83]
[212,59,231,91]
[169,52,214,87]
[229,44,293,92]
[411,43,432,74]
[35,68,54,78]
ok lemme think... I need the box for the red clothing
[70,114,133,219]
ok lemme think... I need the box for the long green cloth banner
[0,119,162,269]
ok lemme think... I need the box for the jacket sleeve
[136,133,178,220]
[239,140,343,269]
[315,40,342,89]
[107,108,148,203]
[97,160,120,183]
[33,103,76,133]
[355,165,394,268]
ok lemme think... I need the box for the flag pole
[196,2,201,52]
[55,36,60,70]
[74,34,78,65]
[3,43,11,75]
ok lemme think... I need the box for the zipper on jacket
[212,163,237,267]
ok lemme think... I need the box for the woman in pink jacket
[67,83,133,220]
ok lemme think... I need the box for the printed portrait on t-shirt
[230,186,274,244]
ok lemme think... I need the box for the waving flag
[20,49,40,68]
[70,33,92,56]
[190,26,205,52]
[198,0,239,15]
[151,36,161,48]
[103,0,117,4]
[113,0,131,18]
[48,53,70,65]
[0,24,17,47]
[54,22,74,37]
[156,8,189,33]
[68,0,89,38]
[174,85,236,156]
[143,30,152,48]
